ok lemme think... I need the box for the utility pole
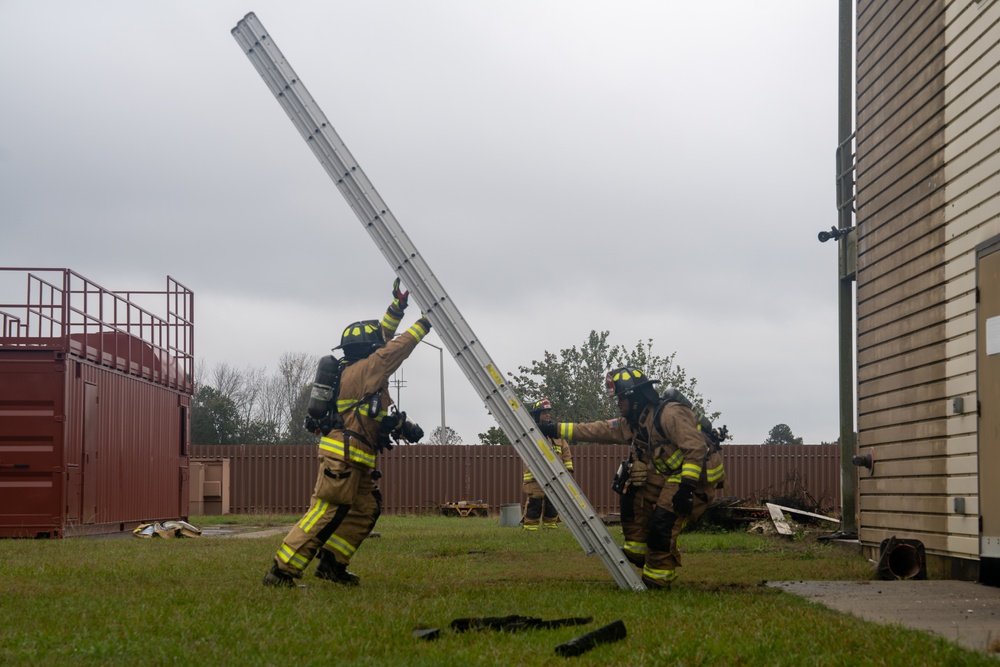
[834,0,858,538]
[421,339,447,442]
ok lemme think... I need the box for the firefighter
[521,398,573,529]
[538,366,725,589]
[264,280,429,587]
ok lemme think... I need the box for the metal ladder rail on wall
[232,12,645,591]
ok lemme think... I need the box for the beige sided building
[854,0,1000,582]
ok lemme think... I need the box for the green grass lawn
[0,515,994,666]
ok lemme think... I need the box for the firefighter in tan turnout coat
[264,281,430,587]
[521,398,573,529]
[539,366,725,589]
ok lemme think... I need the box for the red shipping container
[0,268,193,538]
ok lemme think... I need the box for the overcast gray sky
[1,1,846,445]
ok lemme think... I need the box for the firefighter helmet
[605,366,658,398]
[337,320,384,360]
[529,398,553,422]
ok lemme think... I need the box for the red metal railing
[0,268,194,393]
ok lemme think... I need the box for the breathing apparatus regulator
[377,407,424,451]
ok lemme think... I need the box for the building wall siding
[855,0,1000,560]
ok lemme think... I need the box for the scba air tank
[307,355,342,420]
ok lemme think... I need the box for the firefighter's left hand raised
[392,278,409,311]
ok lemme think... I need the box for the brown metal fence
[190,443,842,516]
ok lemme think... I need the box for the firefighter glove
[380,411,402,435]
[401,420,423,443]
[392,278,409,311]
[672,482,695,516]
[537,421,558,439]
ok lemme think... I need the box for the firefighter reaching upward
[264,279,429,587]
[521,398,573,530]
[538,366,725,589]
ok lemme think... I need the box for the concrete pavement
[768,580,1000,654]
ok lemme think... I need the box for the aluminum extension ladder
[232,12,645,591]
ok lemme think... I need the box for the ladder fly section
[232,12,644,591]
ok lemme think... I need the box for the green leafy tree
[477,425,510,445]
[765,423,803,445]
[508,330,719,425]
[191,385,240,445]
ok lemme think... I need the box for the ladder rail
[232,12,645,591]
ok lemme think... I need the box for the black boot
[314,550,360,585]
[263,563,297,588]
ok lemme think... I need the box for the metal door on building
[978,238,1000,585]
[82,382,98,524]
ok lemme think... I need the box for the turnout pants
[640,478,714,588]
[619,483,652,567]
[522,480,559,529]
[273,454,380,577]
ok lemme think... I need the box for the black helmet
[605,366,658,399]
[338,320,384,360]
[529,398,553,423]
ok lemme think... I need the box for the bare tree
[196,353,319,444]
[210,362,243,402]
[257,375,287,436]
[429,425,463,445]
[276,352,317,429]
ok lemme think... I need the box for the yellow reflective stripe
[666,472,682,483]
[642,565,678,583]
[665,450,683,469]
[624,541,647,555]
[335,400,384,422]
[558,423,574,440]
[299,499,329,533]
[319,437,345,456]
[565,464,573,472]
[382,311,401,330]
[325,534,356,558]
[319,437,376,468]
[706,463,725,483]
[407,320,429,342]
[523,472,535,482]
[681,462,702,482]
[522,524,540,531]
[277,543,309,571]
[349,449,376,467]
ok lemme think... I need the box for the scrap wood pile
[706,497,840,536]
